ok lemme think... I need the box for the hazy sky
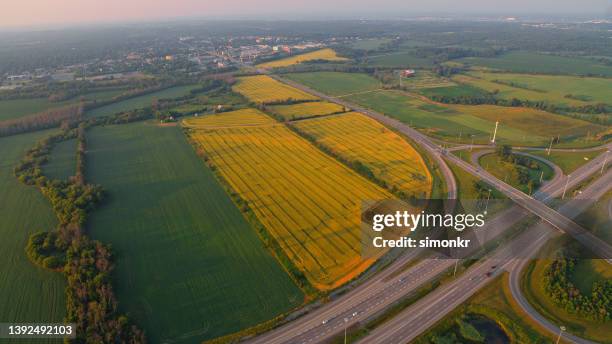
[2,0,611,28]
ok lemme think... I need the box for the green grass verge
[522,259,612,343]
[415,273,553,343]
[85,122,303,343]
[527,149,606,175]
[0,130,66,344]
[479,153,554,194]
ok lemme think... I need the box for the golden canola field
[185,109,393,290]
[293,112,433,198]
[233,75,318,104]
[257,48,348,68]
[269,101,346,120]
[183,108,276,129]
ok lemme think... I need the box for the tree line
[0,105,83,137]
[15,125,145,343]
[544,257,611,321]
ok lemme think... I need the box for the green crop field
[350,38,392,50]
[285,72,380,96]
[419,84,487,98]
[350,90,603,147]
[366,51,434,68]
[42,138,76,181]
[458,52,612,76]
[0,88,126,121]
[86,85,198,118]
[0,130,66,344]
[85,122,302,343]
[456,72,612,106]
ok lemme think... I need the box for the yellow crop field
[187,112,393,290]
[233,75,319,104]
[293,112,433,198]
[257,48,348,68]
[269,101,346,120]
[183,108,276,129]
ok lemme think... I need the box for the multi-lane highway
[359,169,612,344]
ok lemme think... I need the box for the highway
[358,169,612,344]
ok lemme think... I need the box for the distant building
[401,69,416,77]
[164,55,174,61]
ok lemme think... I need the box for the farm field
[42,138,76,181]
[257,48,347,68]
[285,72,380,96]
[278,71,607,147]
[85,122,302,343]
[269,101,346,120]
[232,75,318,103]
[399,71,455,89]
[457,51,612,76]
[183,108,276,128]
[455,72,612,106]
[366,50,434,68]
[419,83,487,99]
[0,130,66,344]
[350,38,392,50]
[186,111,393,289]
[0,88,126,121]
[292,112,432,198]
[85,85,199,118]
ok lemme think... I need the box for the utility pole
[485,189,492,214]
[547,137,554,156]
[470,137,474,152]
[602,151,609,174]
[491,121,499,144]
[562,175,571,200]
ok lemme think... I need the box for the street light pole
[484,189,492,214]
[555,326,566,344]
[344,318,349,344]
[547,137,554,156]
[562,175,571,200]
[602,151,609,174]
